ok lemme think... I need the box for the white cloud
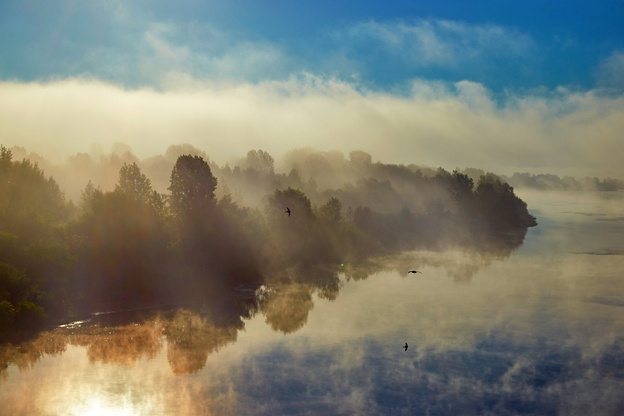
[144,24,192,62]
[135,22,291,86]
[596,50,624,91]
[0,77,623,179]
[39,3,291,88]
[345,18,535,68]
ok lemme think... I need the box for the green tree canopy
[0,146,67,239]
[318,197,343,226]
[450,170,474,203]
[169,155,218,222]
[244,149,274,175]
[267,187,314,226]
[116,162,165,214]
[116,163,153,204]
[475,174,537,229]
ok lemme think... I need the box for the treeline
[502,172,624,191]
[0,144,536,339]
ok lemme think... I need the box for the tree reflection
[0,226,528,380]
[0,331,66,375]
[164,309,240,375]
[0,305,246,377]
[339,228,527,283]
[262,284,315,334]
[71,320,163,368]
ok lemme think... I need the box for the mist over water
[2,2,623,413]
[1,190,623,415]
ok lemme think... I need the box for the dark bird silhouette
[407,270,421,274]
[285,207,291,216]
[404,342,408,351]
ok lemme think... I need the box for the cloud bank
[1,77,623,178]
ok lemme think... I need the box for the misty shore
[1,144,537,341]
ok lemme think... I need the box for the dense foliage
[0,144,537,339]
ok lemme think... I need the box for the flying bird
[285,207,291,216]
[407,270,421,274]
[404,343,408,351]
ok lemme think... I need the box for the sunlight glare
[67,395,139,416]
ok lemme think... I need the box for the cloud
[144,24,192,62]
[0,1,290,87]
[596,50,624,92]
[121,17,538,90]
[342,18,535,69]
[0,77,623,179]
[138,22,290,85]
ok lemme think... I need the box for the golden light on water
[1,191,623,415]
[28,343,167,416]
[65,395,139,416]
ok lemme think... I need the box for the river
[1,190,623,415]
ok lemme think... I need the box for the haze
[1,0,623,179]
[2,3,624,414]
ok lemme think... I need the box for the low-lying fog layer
[2,78,624,180]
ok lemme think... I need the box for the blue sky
[1,0,623,177]
[2,0,622,91]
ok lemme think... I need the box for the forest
[0,144,537,340]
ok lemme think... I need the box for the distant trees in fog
[504,172,624,191]
[0,144,537,339]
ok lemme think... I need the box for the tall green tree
[0,146,67,239]
[169,155,217,222]
[0,145,11,171]
[167,155,229,295]
[266,188,320,266]
[318,197,343,226]
[0,146,71,330]
[117,162,153,203]
[117,162,165,215]
[71,164,170,310]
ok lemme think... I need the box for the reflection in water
[262,283,314,334]
[164,309,240,375]
[74,320,163,368]
[0,331,66,375]
[1,191,623,415]
[341,227,526,283]
[0,304,251,381]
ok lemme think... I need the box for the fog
[2,77,624,182]
[1,189,623,415]
[2,78,623,416]
[2,5,623,413]
[2,138,540,341]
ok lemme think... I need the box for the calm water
[1,191,624,415]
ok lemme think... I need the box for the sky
[1,0,623,177]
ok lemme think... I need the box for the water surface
[1,191,623,415]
